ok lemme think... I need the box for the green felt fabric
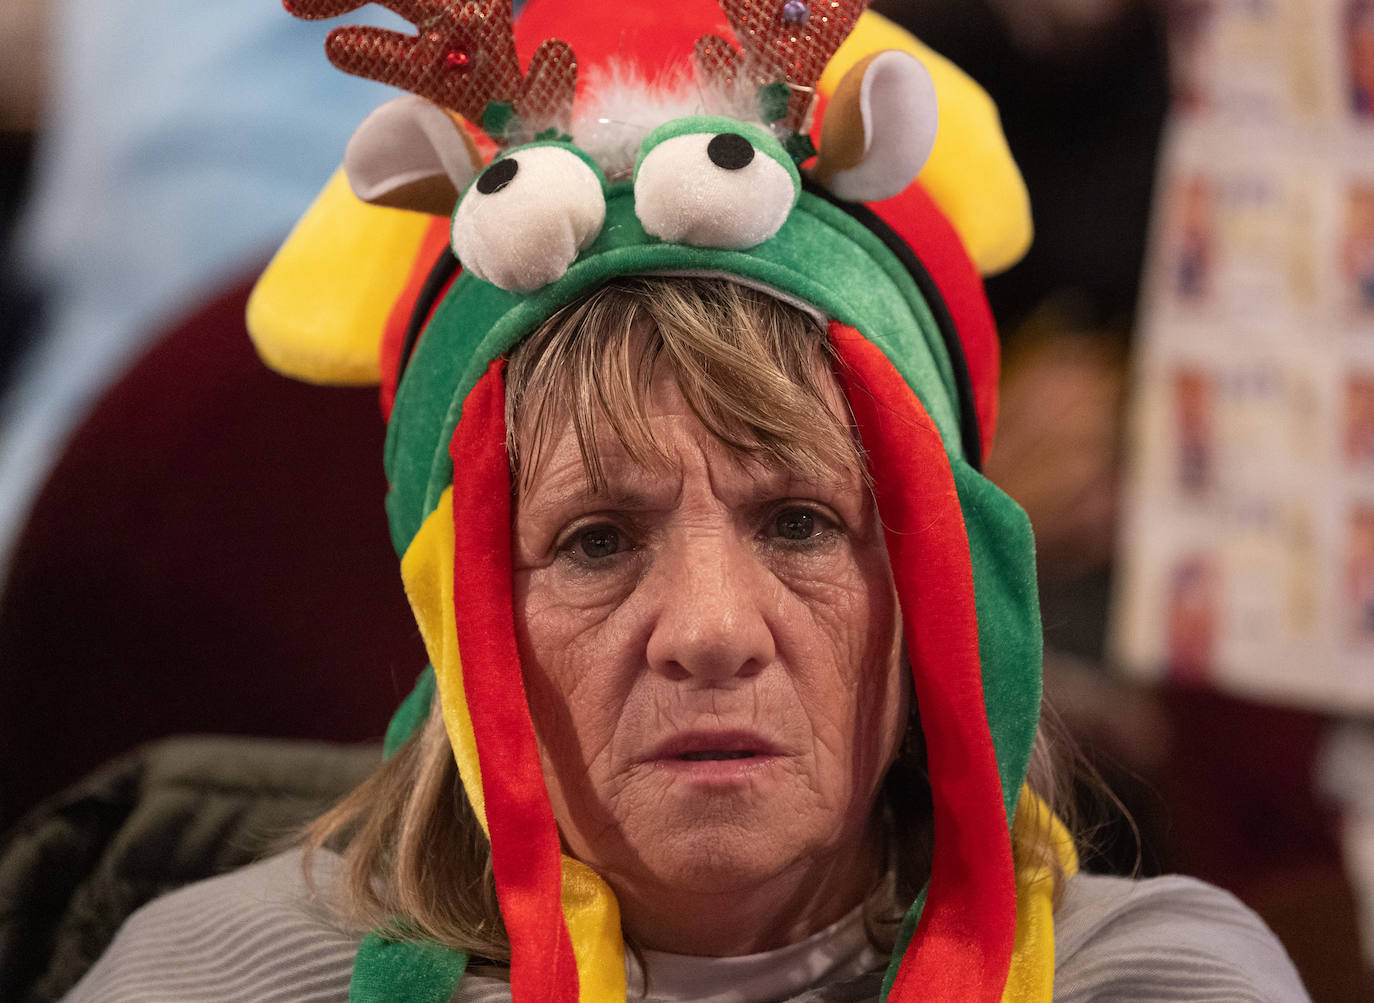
[383,185,961,555]
[480,102,518,140]
[634,116,800,194]
[349,931,468,1003]
[783,131,818,164]
[758,82,791,124]
[881,886,928,1001]
[953,458,1042,824]
[383,665,438,758]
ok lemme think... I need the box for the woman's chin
[600,809,873,957]
[604,791,850,900]
[618,825,808,898]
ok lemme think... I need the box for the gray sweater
[63,850,1310,1002]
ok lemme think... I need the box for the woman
[307,276,992,983]
[66,1,1307,1000]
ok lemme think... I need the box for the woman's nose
[643,532,776,683]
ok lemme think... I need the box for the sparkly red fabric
[283,0,575,138]
[703,0,865,129]
[693,34,741,92]
[519,38,576,132]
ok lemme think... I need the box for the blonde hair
[303,276,1070,956]
[503,276,860,492]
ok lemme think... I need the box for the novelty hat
[248,1,1072,1000]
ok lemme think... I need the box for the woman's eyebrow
[523,467,679,515]
[739,464,853,500]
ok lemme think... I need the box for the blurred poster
[1114,0,1374,710]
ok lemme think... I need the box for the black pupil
[476,157,519,195]
[579,527,620,559]
[707,133,755,171]
[776,510,814,541]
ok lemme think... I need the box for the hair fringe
[505,277,862,495]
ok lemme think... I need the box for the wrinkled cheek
[543,754,665,873]
[515,580,612,751]
[852,648,907,797]
[511,600,601,835]
[514,657,639,866]
[831,604,906,801]
[524,692,624,865]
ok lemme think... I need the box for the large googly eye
[451,144,607,292]
[634,116,800,250]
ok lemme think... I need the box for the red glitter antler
[283,0,576,142]
[696,0,866,135]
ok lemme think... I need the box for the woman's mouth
[648,732,783,780]
[677,749,756,761]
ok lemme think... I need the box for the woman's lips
[677,750,755,761]
[646,731,784,780]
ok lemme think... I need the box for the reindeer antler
[284,0,576,142]
[696,1,866,138]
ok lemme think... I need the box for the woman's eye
[568,525,624,561]
[768,507,835,544]
[774,509,816,541]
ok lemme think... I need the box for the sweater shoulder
[1054,872,1310,1002]
[62,849,359,1003]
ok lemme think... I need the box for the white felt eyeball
[634,125,800,250]
[451,145,606,292]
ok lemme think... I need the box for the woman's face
[512,359,907,948]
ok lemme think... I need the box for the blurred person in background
[0,0,405,584]
[0,0,428,836]
[890,0,1162,660]
[0,0,47,384]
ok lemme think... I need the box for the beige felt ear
[344,95,483,216]
[818,11,1033,276]
[811,49,939,203]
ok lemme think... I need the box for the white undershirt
[632,905,885,1000]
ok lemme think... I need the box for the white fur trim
[571,64,766,181]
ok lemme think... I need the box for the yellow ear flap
[247,169,441,385]
[821,11,1033,276]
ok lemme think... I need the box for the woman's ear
[344,95,484,215]
[810,49,939,204]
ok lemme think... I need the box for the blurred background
[1,1,1372,999]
